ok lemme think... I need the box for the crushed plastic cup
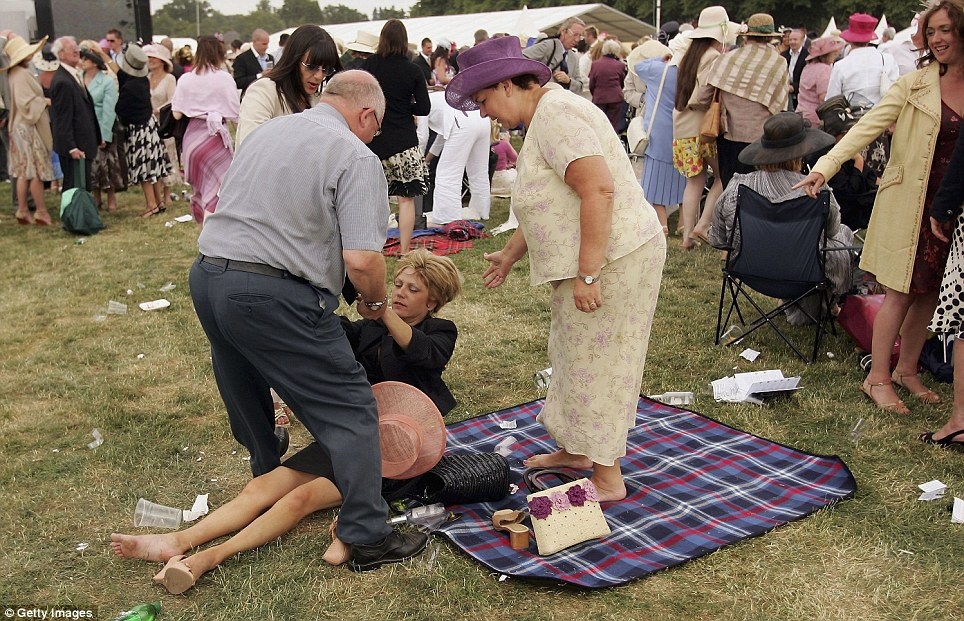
[87,428,104,449]
[533,367,552,390]
[107,300,128,315]
[134,498,183,529]
[159,282,176,292]
[494,436,517,457]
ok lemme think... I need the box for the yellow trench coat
[812,63,942,294]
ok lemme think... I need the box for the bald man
[190,71,428,572]
[233,28,273,95]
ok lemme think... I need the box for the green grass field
[0,181,961,621]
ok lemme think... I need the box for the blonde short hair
[395,249,463,313]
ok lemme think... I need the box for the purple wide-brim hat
[445,36,552,112]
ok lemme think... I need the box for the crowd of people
[2,0,963,593]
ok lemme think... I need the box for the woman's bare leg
[680,170,706,250]
[931,343,964,441]
[694,155,724,236]
[29,179,50,222]
[180,476,342,579]
[864,288,915,408]
[110,467,321,562]
[653,204,669,235]
[398,196,415,254]
[590,460,626,502]
[892,291,940,397]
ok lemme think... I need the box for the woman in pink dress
[171,36,240,224]
[796,37,845,127]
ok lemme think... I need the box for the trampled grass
[0,180,961,620]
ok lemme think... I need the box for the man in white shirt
[781,27,809,110]
[826,13,898,106]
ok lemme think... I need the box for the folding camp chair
[715,185,837,363]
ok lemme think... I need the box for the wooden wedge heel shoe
[492,509,530,550]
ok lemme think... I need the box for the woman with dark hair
[671,6,738,249]
[237,24,342,145]
[430,43,454,86]
[79,40,123,213]
[171,35,240,224]
[115,44,171,218]
[362,19,431,254]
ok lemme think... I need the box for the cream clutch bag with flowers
[526,477,611,555]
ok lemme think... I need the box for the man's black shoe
[275,426,289,456]
[348,530,429,572]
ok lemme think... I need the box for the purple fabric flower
[584,481,599,503]
[567,484,588,506]
[529,496,553,520]
[550,491,571,511]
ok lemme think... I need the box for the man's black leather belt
[199,255,308,284]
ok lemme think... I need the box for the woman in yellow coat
[796,0,964,413]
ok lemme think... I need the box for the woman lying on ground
[110,250,462,594]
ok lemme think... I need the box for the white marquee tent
[269,4,656,51]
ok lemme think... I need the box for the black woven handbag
[420,453,511,505]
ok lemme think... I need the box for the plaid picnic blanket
[434,397,856,588]
[383,220,487,257]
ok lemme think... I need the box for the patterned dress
[6,66,54,181]
[516,89,666,466]
[909,102,958,294]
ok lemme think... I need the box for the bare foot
[590,475,627,502]
[523,449,593,470]
[110,532,185,562]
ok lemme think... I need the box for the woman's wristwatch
[578,274,599,285]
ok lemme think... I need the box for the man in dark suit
[413,37,432,83]
[233,29,273,96]
[781,27,809,111]
[50,36,100,191]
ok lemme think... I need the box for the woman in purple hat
[446,36,666,502]
[797,1,964,414]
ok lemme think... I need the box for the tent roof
[270,4,656,50]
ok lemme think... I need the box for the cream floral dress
[515,89,666,465]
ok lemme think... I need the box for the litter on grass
[139,299,171,311]
[740,348,760,362]
[918,480,947,501]
[712,370,800,404]
[952,498,964,524]
[87,428,104,449]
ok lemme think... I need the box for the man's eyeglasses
[373,112,382,137]
[301,61,335,78]
[106,38,117,43]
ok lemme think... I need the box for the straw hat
[445,36,551,112]
[373,382,446,480]
[346,30,378,54]
[743,14,779,39]
[840,13,879,44]
[31,42,60,72]
[738,112,835,165]
[143,43,173,71]
[689,6,742,45]
[119,44,149,77]
[2,35,48,71]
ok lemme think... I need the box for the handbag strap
[644,62,671,134]
[76,158,88,192]
[522,467,578,492]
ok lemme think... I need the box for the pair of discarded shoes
[492,509,530,550]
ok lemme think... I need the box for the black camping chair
[715,185,838,363]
